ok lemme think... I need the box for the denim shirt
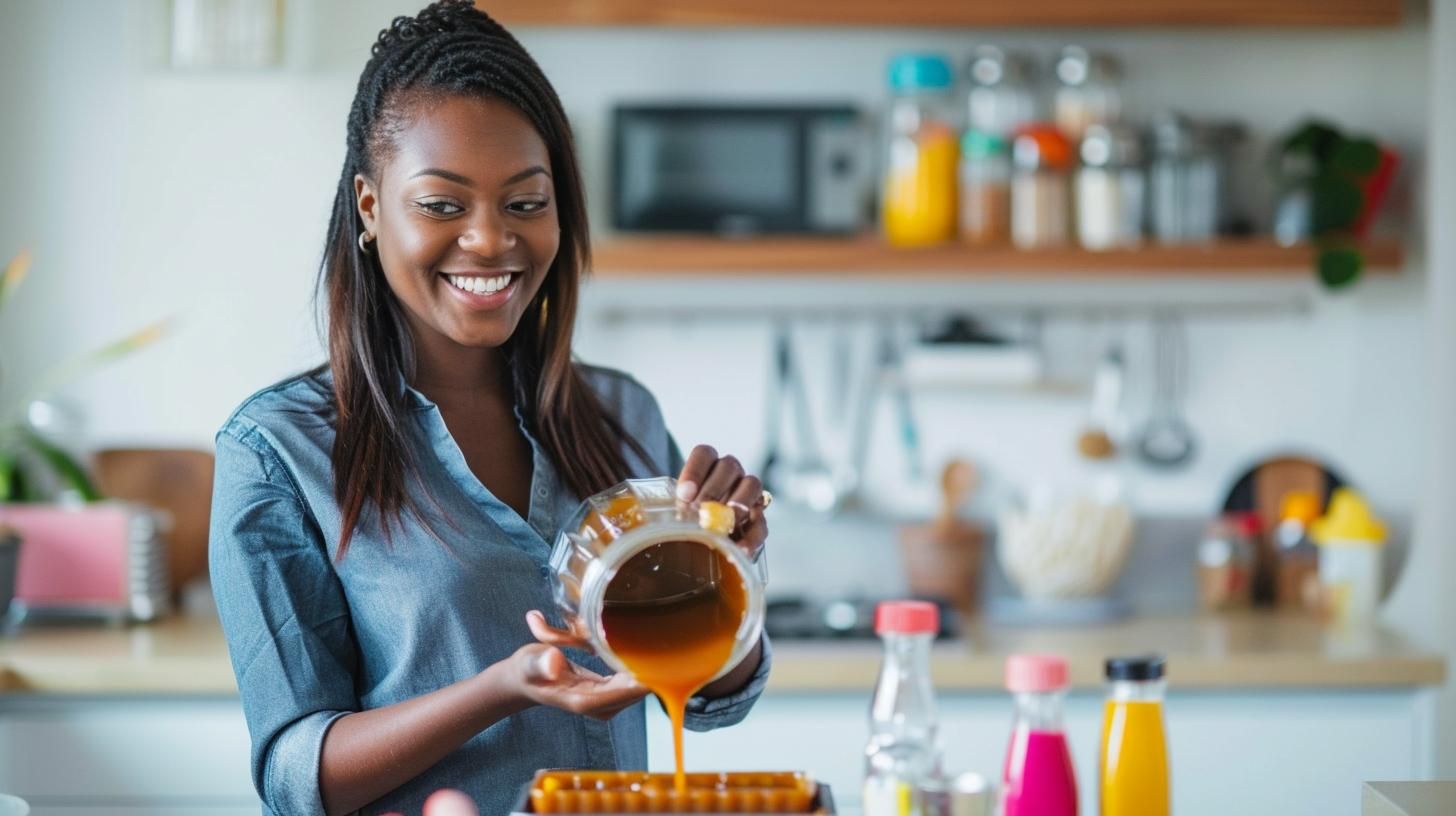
[208,364,771,816]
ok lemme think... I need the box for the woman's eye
[510,198,550,215]
[416,200,464,216]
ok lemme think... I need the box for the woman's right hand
[507,612,648,720]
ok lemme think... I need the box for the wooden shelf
[589,236,1404,278]
[487,0,1399,28]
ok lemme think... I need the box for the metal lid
[1106,654,1167,681]
[1055,45,1121,87]
[966,45,1035,87]
[1079,123,1143,168]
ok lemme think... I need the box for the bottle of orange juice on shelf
[1099,655,1170,816]
[883,54,959,247]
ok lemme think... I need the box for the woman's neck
[409,330,512,400]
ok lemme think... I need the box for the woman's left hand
[676,445,769,555]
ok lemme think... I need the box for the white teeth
[448,274,513,296]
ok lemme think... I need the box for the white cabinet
[0,697,258,814]
[648,689,1438,816]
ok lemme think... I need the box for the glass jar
[1010,123,1073,249]
[1053,46,1123,144]
[1148,113,1247,244]
[965,45,1037,138]
[960,130,1011,245]
[548,477,767,686]
[1196,514,1255,611]
[883,54,960,247]
[1076,123,1146,250]
[1001,654,1078,816]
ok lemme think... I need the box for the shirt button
[535,486,548,498]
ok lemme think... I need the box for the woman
[208,3,771,814]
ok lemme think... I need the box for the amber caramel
[528,771,818,814]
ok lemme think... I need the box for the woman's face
[355,94,559,352]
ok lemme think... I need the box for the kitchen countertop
[1363,782,1456,815]
[0,612,1443,695]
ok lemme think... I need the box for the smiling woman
[206,3,771,815]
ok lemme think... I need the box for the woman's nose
[458,211,516,257]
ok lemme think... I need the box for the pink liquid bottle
[1001,654,1078,816]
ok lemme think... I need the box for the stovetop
[763,596,959,641]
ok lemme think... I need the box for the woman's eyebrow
[408,165,550,187]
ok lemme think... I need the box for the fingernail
[676,481,698,502]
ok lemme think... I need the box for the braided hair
[319,0,645,558]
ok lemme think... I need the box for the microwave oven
[611,104,871,236]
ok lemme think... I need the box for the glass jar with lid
[1010,123,1074,249]
[961,129,1012,245]
[882,53,959,247]
[1053,46,1123,144]
[965,45,1037,138]
[1076,123,1146,250]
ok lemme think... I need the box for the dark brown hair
[318,0,646,557]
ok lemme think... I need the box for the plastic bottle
[1099,655,1170,816]
[863,601,942,816]
[1001,654,1077,816]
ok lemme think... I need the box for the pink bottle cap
[1005,654,1069,692]
[874,601,939,635]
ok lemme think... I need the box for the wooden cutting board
[94,448,215,595]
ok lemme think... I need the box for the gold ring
[758,489,773,510]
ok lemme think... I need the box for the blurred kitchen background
[1,0,1454,814]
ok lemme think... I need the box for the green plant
[0,248,167,502]
[1271,119,1387,290]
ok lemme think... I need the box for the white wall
[0,0,1448,769]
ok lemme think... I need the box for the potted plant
[1270,119,1399,290]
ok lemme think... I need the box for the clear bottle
[1001,654,1078,816]
[1053,46,1123,144]
[883,54,960,248]
[863,600,942,816]
[1100,656,1170,816]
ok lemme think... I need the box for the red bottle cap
[1005,653,1070,693]
[874,600,939,635]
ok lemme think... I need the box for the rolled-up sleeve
[209,422,358,815]
[683,633,773,731]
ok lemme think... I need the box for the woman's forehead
[384,94,550,184]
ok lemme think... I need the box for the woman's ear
[354,174,380,236]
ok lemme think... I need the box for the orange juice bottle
[1099,656,1169,816]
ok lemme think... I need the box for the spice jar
[1010,124,1073,249]
[965,45,1037,138]
[1076,124,1145,250]
[960,130,1011,245]
[1196,515,1254,611]
[1053,46,1123,144]
[882,53,960,247]
[549,477,767,685]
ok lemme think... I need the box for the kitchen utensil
[1136,314,1197,469]
[1077,341,1123,460]
[883,326,924,482]
[780,329,839,513]
[94,448,215,594]
[897,459,985,615]
[759,326,789,495]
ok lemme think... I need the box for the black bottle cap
[1105,655,1166,681]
